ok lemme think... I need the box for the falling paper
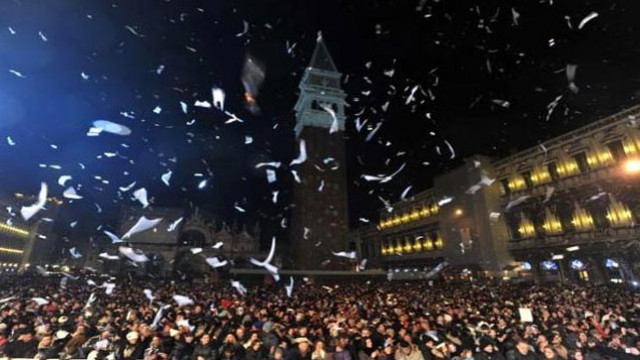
[212,242,223,249]
[58,175,72,186]
[231,280,247,295]
[161,170,172,186]
[290,140,307,166]
[143,289,155,304]
[91,120,132,136]
[266,169,277,184]
[212,87,225,110]
[332,251,357,260]
[167,217,184,232]
[190,247,203,254]
[31,297,49,306]
[320,104,339,133]
[194,100,211,108]
[63,187,83,200]
[69,247,82,259]
[21,183,48,221]
[119,181,137,192]
[173,294,194,307]
[99,252,119,260]
[122,216,163,239]
[505,195,530,211]
[578,12,598,30]
[103,231,121,244]
[205,257,228,268]
[400,186,413,201]
[566,64,579,94]
[133,188,149,208]
[285,277,294,297]
[119,246,149,262]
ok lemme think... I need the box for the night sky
[0,0,639,246]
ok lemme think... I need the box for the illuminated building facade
[0,193,63,272]
[359,104,640,284]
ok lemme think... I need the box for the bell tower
[289,34,350,269]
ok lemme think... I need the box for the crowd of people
[0,273,639,360]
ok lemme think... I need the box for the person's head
[235,327,245,340]
[225,333,237,344]
[273,347,285,360]
[569,350,584,360]
[339,334,350,347]
[251,339,262,351]
[151,335,162,347]
[298,338,311,353]
[516,341,530,355]
[126,331,139,345]
[399,340,412,355]
[200,334,211,345]
[185,333,195,343]
[39,335,53,348]
[551,333,563,345]
[542,346,556,359]
[314,340,325,352]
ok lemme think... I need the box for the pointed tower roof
[309,34,338,72]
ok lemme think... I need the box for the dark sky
[0,0,639,244]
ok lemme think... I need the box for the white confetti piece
[21,183,47,221]
[161,170,172,186]
[290,140,307,165]
[266,169,277,184]
[212,87,225,110]
[332,251,357,260]
[578,12,598,30]
[9,69,25,78]
[122,216,163,239]
[38,31,48,42]
[285,277,294,297]
[91,120,131,136]
[172,294,194,307]
[57,175,72,186]
[6,136,16,146]
[167,217,183,232]
[194,100,212,108]
[206,257,228,268]
[119,246,149,262]
[63,187,83,200]
[119,181,136,192]
[133,188,149,208]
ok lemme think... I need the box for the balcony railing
[507,226,640,251]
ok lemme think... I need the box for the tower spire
[309,33,338,72]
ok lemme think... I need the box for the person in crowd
[0,274,639,360]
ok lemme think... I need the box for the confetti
[206,257,228,268]
[122,216,163,239]
[290,140,307,165]
[119,246,149,262]
[21,183,47,221]
[578,12,598,30]
[161,170,172,186]
[167,217,183,232]
[332,251,357,260]
[133,188,150,208]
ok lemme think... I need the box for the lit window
[541,261,558,271]
[571,259,585,270]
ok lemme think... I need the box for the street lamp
[623,158,640,174]
[454,208,463,217]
